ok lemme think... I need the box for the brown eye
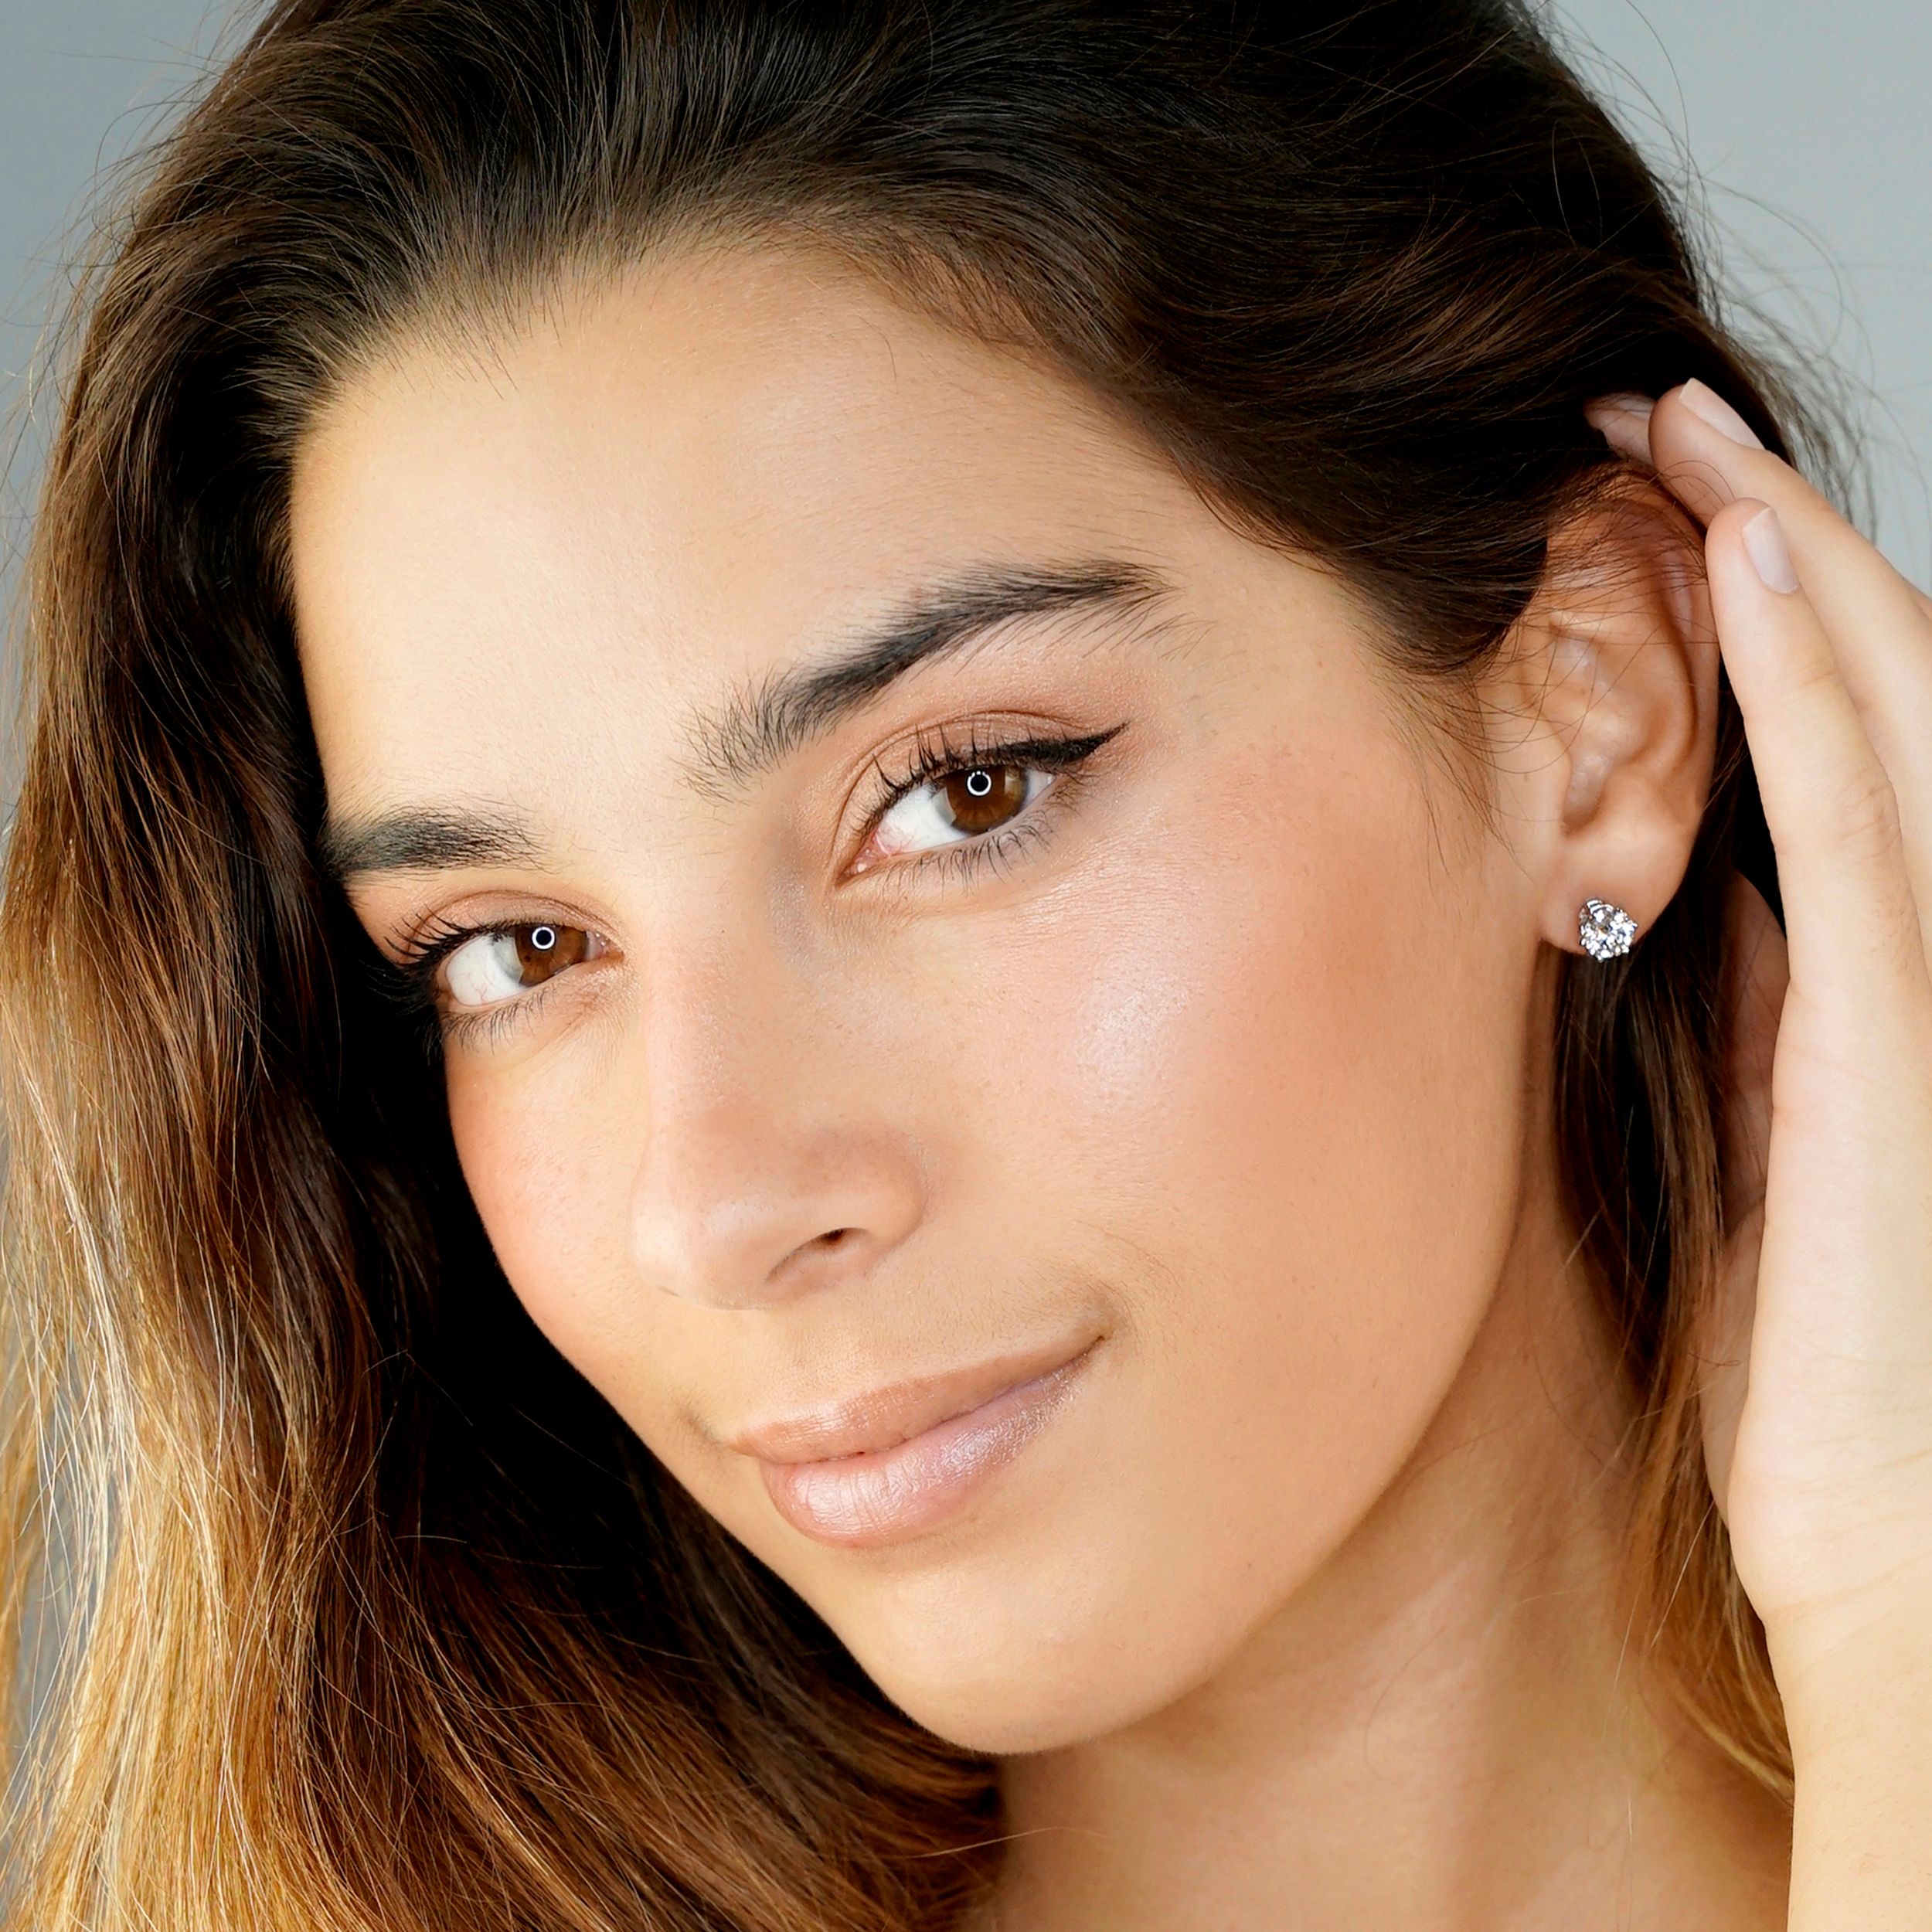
[513,923,589,984]
[937,764,1030,835]
[443,923,597,1008]
[867,756,1053,869]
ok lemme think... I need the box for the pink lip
[736,1338,1100,1550]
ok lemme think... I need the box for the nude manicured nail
[1589,391,1655,423]
[1680,379,1764,450]
[1585,393,1655,462]
[1741,505,1799,594]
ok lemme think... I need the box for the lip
[735,1336,1101,1550]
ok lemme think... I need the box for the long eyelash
[868,720,1124,805]
[363,912,563,1061]
[866,723,1128,885]
[369,910,488,1019]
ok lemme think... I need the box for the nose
[624,940,927,1311]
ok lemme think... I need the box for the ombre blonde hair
[2,1,1852,1925]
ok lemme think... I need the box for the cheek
[1114,759,1518,1508]
[806,738,1533,1749]
[443,1049,641,1381]
[972,733,1520,1383]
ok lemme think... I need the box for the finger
[1585,392,1655,466]
[1592,383,1932,963]
[1650,381,1932,733]
[1589,382,1932,675]
[1705,495,1930,1023]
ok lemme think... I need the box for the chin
[850,1607,1175,1756]
[775,1466,1311,1757]
[834,1538,1278,1755]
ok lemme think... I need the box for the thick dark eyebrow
[317,555,1177,883]
[316,805,544,886]
[676,556,1176,803]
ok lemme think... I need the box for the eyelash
[374,718,1127,1054]
[858,717,1124,886]
[371,912,548,1060]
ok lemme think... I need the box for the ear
[1480,483,1720,958]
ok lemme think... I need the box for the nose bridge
[626,912,921,1310]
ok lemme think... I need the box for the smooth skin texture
[289,240,1926,1929]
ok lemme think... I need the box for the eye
[870,760,1050,859]
[442,922,599,1008]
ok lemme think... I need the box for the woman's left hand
[1587,380,1932,1767]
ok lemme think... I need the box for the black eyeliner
[867,720,1129,815]
[360,719,1130,1036]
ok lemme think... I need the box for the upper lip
[725,1333,1101,1465]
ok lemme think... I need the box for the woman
[3,2,1929,1926]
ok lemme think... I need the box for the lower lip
[757,1346,1097,1550]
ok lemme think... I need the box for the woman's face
[291,242,1565,1753]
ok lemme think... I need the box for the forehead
[287,243,1212,791]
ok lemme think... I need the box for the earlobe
[1578,896,1640,962]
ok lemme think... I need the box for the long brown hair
[1,2,1851,1925]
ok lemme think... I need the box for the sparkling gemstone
[1580,897,1638,961]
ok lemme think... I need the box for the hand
[1586,381,1932,1741]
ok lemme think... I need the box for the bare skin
[289,240,1822,1929]
[981,1133,1791,1931]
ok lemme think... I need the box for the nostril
[636,1134,925,1308]
[801,1223,869,1269]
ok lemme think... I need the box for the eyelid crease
[674,557,1176,806]
[856,718,1129,821]
[363,717,1128,1052]
[842,718,1128,879]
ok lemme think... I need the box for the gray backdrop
[2,2,1929,695]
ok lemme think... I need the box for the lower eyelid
[440,980,556,1049]
[869,779,1077,895]
[436,933,614,1038]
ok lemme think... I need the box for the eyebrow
[315,804,545,884]
[315,554,1178,884]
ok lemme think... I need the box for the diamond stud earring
[1579,897,1638,961]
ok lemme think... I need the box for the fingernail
[1585,393,1655,462]
[1741,505,1800,594]
[1680,379,1765,450]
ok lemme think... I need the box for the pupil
[512,921,587,983]
[943,763,1026,835]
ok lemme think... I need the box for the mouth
[731,1335,1102,1550]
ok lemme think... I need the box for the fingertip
[1740,503,1801,596]
[1703,492,1776,561]
[1679,379,1767,451]
[1699,498,1808,672]
[1585,391,1655,463]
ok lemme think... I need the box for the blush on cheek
[987,737,1512,1527]
[1002,739,1444,1219]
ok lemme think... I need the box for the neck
[981,1141,1791,1931]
